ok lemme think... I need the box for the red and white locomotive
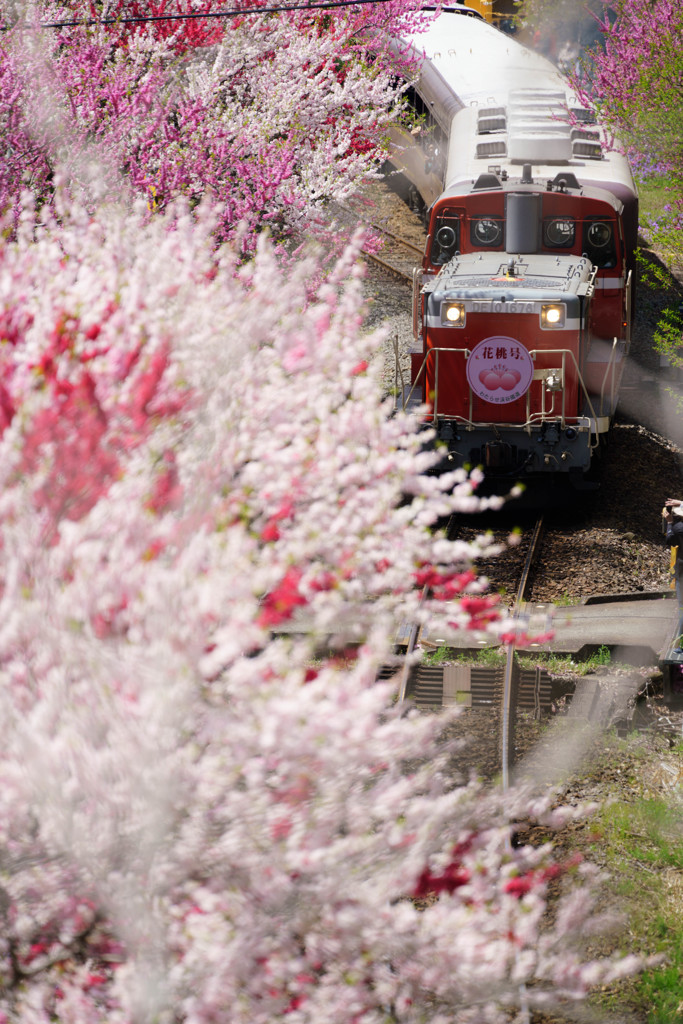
[391,8,636,484]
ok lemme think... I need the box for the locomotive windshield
[543,218,575,247]
[583,218,617,267]
[470,217,503,247]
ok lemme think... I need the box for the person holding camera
[663,498,683,653]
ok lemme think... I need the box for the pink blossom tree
[518,0,682,225]
[0,191,642,1022]
[565,0,683,362]
[569,0,683,256]
[519,0,683,362]
[0,0,428,251]
[0,3,645,1017]
[571,0,683,170]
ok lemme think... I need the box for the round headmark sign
[466,336,534,405]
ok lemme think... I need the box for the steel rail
[338,199,424,280]
[362,250,413,284]
[397,585,430,705]
[397,512,460,702]
[501,515,544,791]
[339,201,426,257]
[500,515,544,1024]
[363,224,424,257]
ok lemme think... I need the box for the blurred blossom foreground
[0,194,644,1022]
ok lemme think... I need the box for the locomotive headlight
[540,303,566,329]
[441,301,466,327]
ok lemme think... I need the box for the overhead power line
[6,0,413,31]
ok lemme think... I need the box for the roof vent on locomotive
[386,9,637,487]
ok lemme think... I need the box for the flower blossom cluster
[0,192,642,1021]
[0,0,429,252]
[570,0,683,263]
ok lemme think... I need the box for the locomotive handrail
[595,269,634,418]
[400,345,606,439]
[625,270,633,353]
[597,268,633,414]
[525,350,568,426]
[527,347,600,437]
[393,334,407,404]
[525,347,605,447]
[599,337,619,417]
[398,344,471,416]
[412,267,421,340]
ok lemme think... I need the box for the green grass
[421,645,454,665]
[517,651,576,674]
[638,176,674,235]
[517,644,612,675]
[421,644,612,673]
[471,645,507,666]
[600,798,683,872]
[593,643,613,667]
[589,793,683,1023]
[421,644,505,666]
[636,174,683,359]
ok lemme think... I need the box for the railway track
[501,515,544,788]
[363,225,423,284]
[399,515,549,782]
[339,200,425,283]
[362,249,417,283]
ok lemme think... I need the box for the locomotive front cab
[426,174,625,273]
[407,174,631,477]
[417,251,597,474]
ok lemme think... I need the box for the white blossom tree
[0,193,641,1023]
[0,0,428,251]
[0,0,645,1017]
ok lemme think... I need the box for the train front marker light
[540,303,565,329]
[441,301,466,327]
